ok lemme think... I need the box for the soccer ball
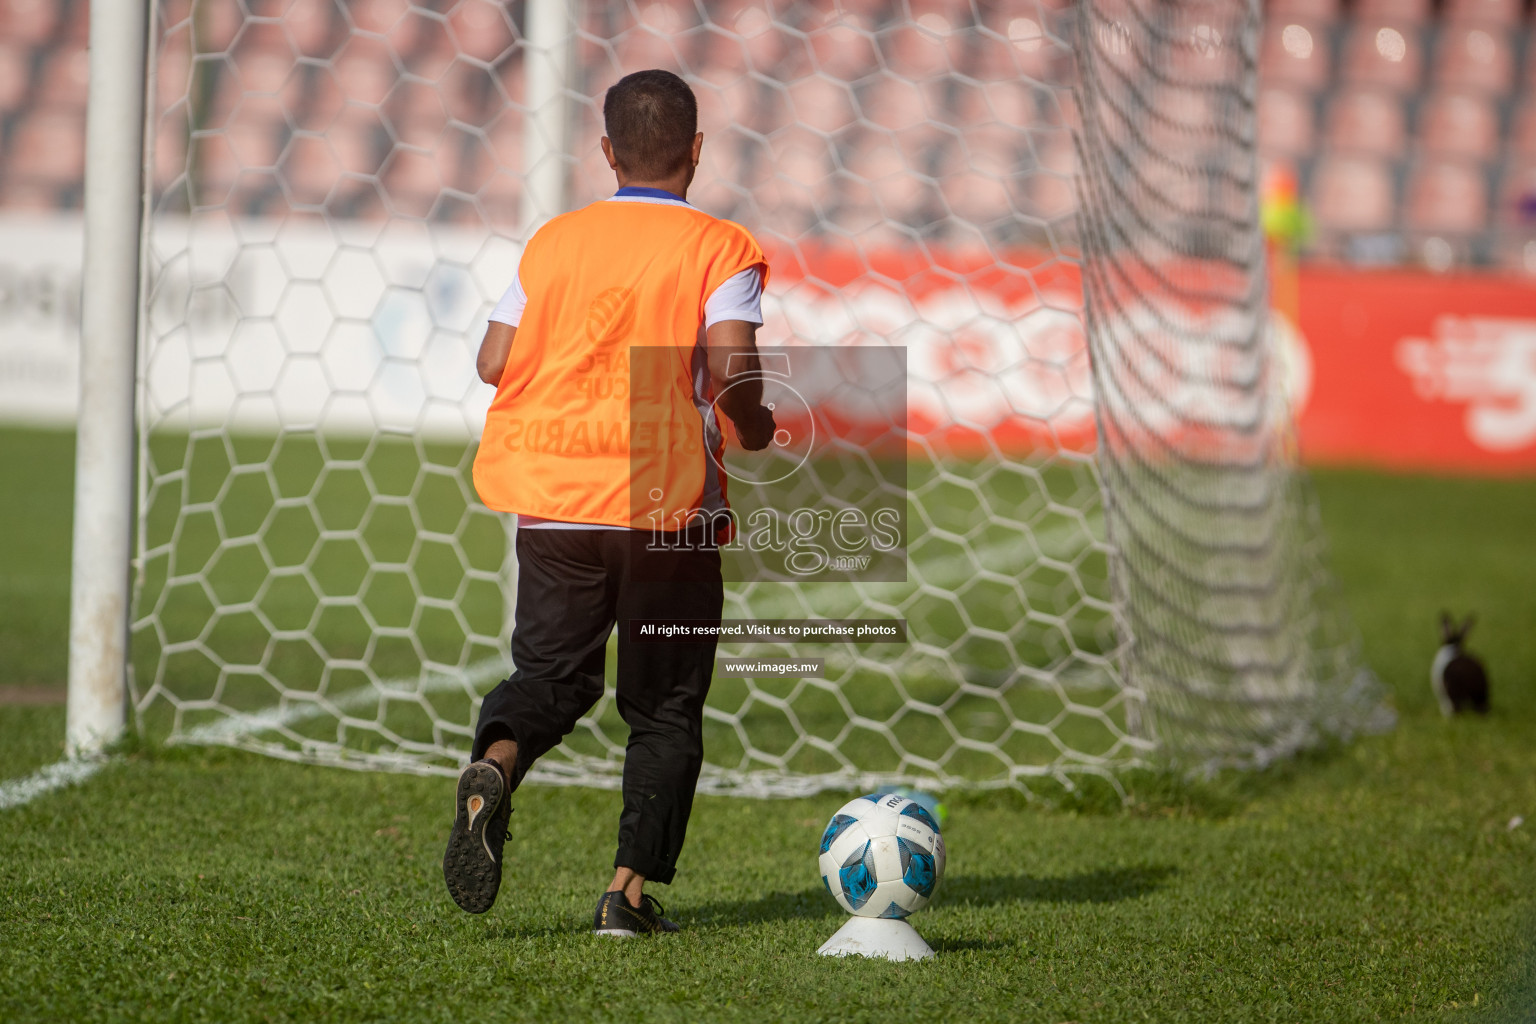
[818,792,946,918]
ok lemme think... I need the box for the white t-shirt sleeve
[488,271,527,327]
[493,263,759,330]
[703,266,764,327]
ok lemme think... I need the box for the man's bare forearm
[477,322,516,385]
[706,320,774,450]
[713,353,763,426]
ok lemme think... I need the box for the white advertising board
[0,215,85,426]
[4,213,1303,454]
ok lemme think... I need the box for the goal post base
[816,916,934,962]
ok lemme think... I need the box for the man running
[442,69,775,936]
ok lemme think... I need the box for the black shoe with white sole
[442,760,512,914]
[593,890,680,936]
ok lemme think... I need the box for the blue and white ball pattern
[818,792,945,919]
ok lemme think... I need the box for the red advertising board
[763,247,1536,475]
[1296,270,1536,475]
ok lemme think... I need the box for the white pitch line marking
[0,664,508,811]
[0,757,110,811]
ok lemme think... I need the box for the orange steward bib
[473,199,767,529]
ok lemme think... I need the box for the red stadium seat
[442,0,517,66]
[228,23,294,96]
[690,127,751,216]
[0,42,28,114]
[333,35,396,107]
[1267,0,1340,24]
[1024,132,1075,225]
[381,146,445,220]
[878,19,953,81]
[150,112,191,195]
[1404,159,1489,234]
[224,94,286,173]
[437,57,500,131]
[1416,91,1499,161]
[4,0,1525,264]
[1494,160,1536,229]
[0,0,61,46]
[766,123,839,226]
[1513,101,1536,158]
[1323,88,1406,157]
[154,38,195,124]
[1443,0,1523,24]
[1432,25,1514,95]
[976,78,1040,131]
[703,3,792,76]
[1311,153,1397,233]
[807,18,880,82]
[946,78,995,131]
[1259,87,1315,158]
[4,107,85,188]
[771,123,837,187]
[1143,89,1218,150]
[884,125,950,214]
[37,47,90,113]
[785,74,858,137]
[755,135,840,241]
[278,134,341,208]
[940,130,1016,229]
[189,1,246,59]
[478,104,524,181]
[345,0,405,36]
[385,7,458,83]
[1355,0,1431,24]
[0,180,71,211]
[284,0,344,61]
[692,64,762,139]
[383,80,450,150]
[571,129,620,208]
[475,168,521,227]
[858,75,931,134]
[184,128,237,209]
[1086,14,1139,82]
[1260,20,1332,92]
[1493,240,1536,274]
[614,3,691,74]
[1168,15,1242,86]
[977,12,1055,83]
[1493,158,1536,273]
[328,105,390,179]
[1340,22,1425,93]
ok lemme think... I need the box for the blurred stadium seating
[1259,0,1536,268]
[2,0,1534,270]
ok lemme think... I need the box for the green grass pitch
[124,427,1127,782]
[4,425,1536,1023]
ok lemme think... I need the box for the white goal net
[1074,0,1388,767]
[128,0,1387,798]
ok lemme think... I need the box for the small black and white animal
[1432,612,1490,716]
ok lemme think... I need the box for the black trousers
[472,526,722,885]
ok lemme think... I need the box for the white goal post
[68,0,1389,794]
[67,0,153,758]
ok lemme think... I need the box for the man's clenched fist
[735,405,776,451]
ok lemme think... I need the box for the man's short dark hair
[603,70,698,180]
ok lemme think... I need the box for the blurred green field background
[3,426,1536,1022]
